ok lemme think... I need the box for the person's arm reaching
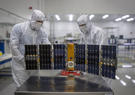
[10,24,24,62]
[41,31,51,44]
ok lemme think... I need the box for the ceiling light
[120,80,127,86]
[55,15,60,21]
[132,79,135,83]
[122,65,132,68]
[125,75,131,79]
[115,18,122,21]
[69,14,74,21]
[102,15,109,19]
[89,15,95,20]
[115,75,120,80]
[121,15,130,19]
[127,18,134,22]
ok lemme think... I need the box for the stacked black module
[25,45,38,70]
[87,45,99,75]
[101,45,117,79]
[75,44,85,72]
[39,45,52,69]
[53,44,66,69]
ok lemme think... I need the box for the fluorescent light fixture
[127,18,134,22]
[55,15,60,21]
[120,80,127,86]
[102,15,109,19]
[115,75,120,80]
[89,15,95,20]
[115,18,122,21]
[69,14,74,21]
[121,15,130,19]
[132,79,135,83]
[125,75,131,79]
[122,65,132,68]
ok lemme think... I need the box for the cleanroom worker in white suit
[77,15,106,45]
[10,9,50,87]
[77,15,111,85]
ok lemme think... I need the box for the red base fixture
[61,70,80,76]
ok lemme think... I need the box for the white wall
[53,22,81,37]
[95,22,135,38]
[52,21,81,43]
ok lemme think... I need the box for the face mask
[30,21,43,31]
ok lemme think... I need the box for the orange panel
[67,43,74,61]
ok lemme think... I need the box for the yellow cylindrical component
[0,51,3,56]
[37,58,40,63]
[67,43,74,61]
[67,43,75,71]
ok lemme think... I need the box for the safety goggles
[36,20,43,24]
[79,24,86,27]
